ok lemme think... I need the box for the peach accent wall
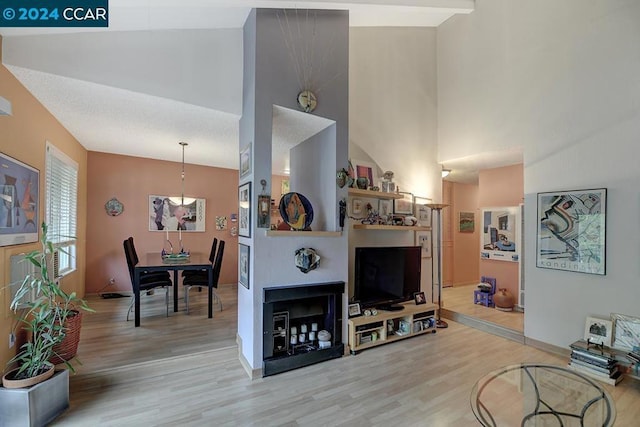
[478,164,523,298]
[86,152,239,294]
[0,37,88,369]
[452,182,480,285]
[442,180,480,287]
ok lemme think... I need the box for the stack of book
[567,340,623,385]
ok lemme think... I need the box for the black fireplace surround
[263,281,344,377]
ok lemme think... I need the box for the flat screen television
[354,246,421,310]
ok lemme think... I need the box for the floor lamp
[427,203,449,328]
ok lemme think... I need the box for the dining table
[133,252,214,327]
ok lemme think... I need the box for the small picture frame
[414,291,426,305]
[352,198,363,215]
[415,231,432,258]
[238,243,250,289]
[459,211,475,233]
[238,182,251,237]
[584,316,613,347]
[239,142,252,178]
[611,313,640,351]
[348,302,362,318]
[378,199,392,218]
[393,192,413,215]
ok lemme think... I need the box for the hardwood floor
[50,283,640,426]
[442,284,524,332]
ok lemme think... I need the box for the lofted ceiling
[1,0,484,177]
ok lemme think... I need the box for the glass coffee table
[471,364,615,426]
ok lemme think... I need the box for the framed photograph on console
[414,291,426,305]
[348,302,362,318]
[611,313,640,351]
[584,316,612,347]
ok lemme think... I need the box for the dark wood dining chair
[123,238,173,321]
[183,240,225,314]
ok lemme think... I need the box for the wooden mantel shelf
[348,188,403,199]
[352,224,431,231]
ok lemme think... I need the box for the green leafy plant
[6,223,93,380]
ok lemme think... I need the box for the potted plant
[1,223,92,425]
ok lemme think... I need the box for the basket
[50,310,83,365]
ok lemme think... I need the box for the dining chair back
[183,239,225,314]
[123,238,172,321]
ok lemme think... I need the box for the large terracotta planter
[494,288,515,312]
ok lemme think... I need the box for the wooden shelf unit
[352,224,431,231]
[348,302,437,354]
[348,188,403,199]
[265,230,342,237]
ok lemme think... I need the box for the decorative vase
[494,288,515,311]
[356,177,369,189]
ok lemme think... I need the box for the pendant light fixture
[169,142,196,206]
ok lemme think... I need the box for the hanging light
[441,168,451,178]
[169,142,196,206]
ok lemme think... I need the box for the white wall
[438,0,640,347]
[350,27,441,200]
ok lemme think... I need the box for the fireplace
[263,281,344,377]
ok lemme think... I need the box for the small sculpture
[295,248,321,273]
[336,168,348,188]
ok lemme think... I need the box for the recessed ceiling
[0,1,475,171]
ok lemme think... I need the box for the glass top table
[471,364,615,426]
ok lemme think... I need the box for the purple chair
[473,276,497,307]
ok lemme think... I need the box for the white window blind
[45,142,78,276]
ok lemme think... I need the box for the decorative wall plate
[105,197,124,216]
[295,247,321,273]
[279,192,314,230]
[297,90,317,113]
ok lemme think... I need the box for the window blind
[45,142,78,276]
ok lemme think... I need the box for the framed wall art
[413,196,432,227]
[239,142,252,178]
[584,316,612,347]
[149,195,206,232]
[238,182,251,237]
[0,152,39,246]
[537,188,606,275]
[459,211,475,233]
[393,192,413,215]
[415,230,432,258]
[351,159,377,189]
[239,243,250,289]
[480,206,520,262]
[611,313,640,351]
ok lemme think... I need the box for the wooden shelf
[348,188,403,199]
[266,230,342,237]
[352,224,431,231]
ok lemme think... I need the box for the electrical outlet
[9,333,15,349]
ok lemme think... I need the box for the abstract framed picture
[537,188,606,275]
[239,142,252,178]
[239,243,250,289]
[148,195,206,232]
[0,152,39,246]
[238,182,251,237]
[480,206,520,262]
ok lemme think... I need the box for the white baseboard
[236,334,262,379]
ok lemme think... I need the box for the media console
[348,301,437,354]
